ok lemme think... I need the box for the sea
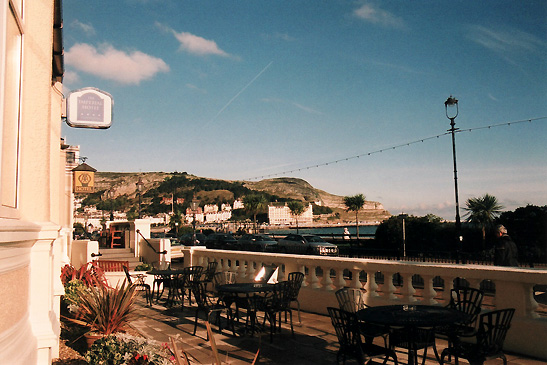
[267,225,377,236]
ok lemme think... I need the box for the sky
[62,1,547,220]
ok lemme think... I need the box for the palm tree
[287,200,306,234]
[343,194,366,239]
[464,193,504,249]
[243,193,268,234]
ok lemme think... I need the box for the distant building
[203,204,218,214]
[268,203,313,225]
[205,210,232,223]
[233,199,244,210]
[185,207,204,223]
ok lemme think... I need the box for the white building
[233,199,244,210]
[268,203,313,225]
[203,204,218,214]
[205,210,232,223]
[1,0,69,362]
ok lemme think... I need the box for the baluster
[382,271,398,301]
[443,276,455,304]
[237,259,247,280]
[299,265,308,287]
[350,269,362,289]
[364,270,379,298]
[334,267,346,290]
[310,265,320,289]
[400,272,417,302]
[421,275,437,305]
[322,266,335,291]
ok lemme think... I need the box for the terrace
[117,245,547,363]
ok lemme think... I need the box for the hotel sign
[66,87,113,129]
[72,163,97,193]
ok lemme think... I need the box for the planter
[84,332,104,349]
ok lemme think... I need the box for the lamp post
[108,190,114,221]
[191,200,199,245]
[136,176,144,219]
[445,96,462,260]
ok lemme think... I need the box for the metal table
[357,305,469,365]
[217,283,275,334]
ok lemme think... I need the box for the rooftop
[129,295,543,365]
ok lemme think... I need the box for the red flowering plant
[60,261,109,288]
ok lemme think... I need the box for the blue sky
[62,1,547,220]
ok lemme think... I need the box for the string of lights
[244,116,547,181]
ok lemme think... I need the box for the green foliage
[243,193,268,233]
[62,279,89,313]
[73,222,85,236]
[65,280,137,336]
[464,193,504,247]
[312,204,332,215]
[85,333,175,365]
[498,205,547,262]
[134,263,153,271]
[343,194,365,212]
[287,200,305,216]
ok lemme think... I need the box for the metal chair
[327,307,398,365]
[286,272,305,323]
[435,287,485,361]
[123,265,152,306]
[440,308,515,365]
[201,261,218,291]
[335,288,390,346]
[174,265,204,309]
[262,281,294,342]
[190,281,235,339]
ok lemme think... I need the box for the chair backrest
[203,261,218,282]
[476,308,515,354]
[335,288,367,313]
[448,287,484,324]
[287,272,305,300]
[213,271,236,288]
[122,265,132,284]
[181,265,204,284]
[327,307,359,350]
[190,281,212,309]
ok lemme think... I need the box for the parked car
[205,233,239,250]
[277,234,339,256]
[180,233,207,246]
[238,234,278,252]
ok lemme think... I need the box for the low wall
[182,247,547,360]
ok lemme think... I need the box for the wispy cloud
[354,2,406,29]
[65,43,169,85]
[466,25,547,64]
[186,83,207,94]
[70,19,96,36]
[261,98,323,115]
[262,32,297,42]
[156,22,231,57]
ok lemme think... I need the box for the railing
[180,247,547,360]
[136,229,168,255]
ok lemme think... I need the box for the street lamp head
[136,176,144,192]
[445,95,459,120]
[191,200,199,211]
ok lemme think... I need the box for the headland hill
[85,171,391,226]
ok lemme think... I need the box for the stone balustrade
[182,247,547,360]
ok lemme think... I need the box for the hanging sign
[66,87,113,129]
[72,163,97,193]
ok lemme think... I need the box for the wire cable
[244,116,546,180]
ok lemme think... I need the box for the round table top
[146,269,184,276]
[357,304,469,328]
[217,282,275,294]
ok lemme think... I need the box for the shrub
[61,262,109,288]
[134,263,153,271]
[85,333,175,365]
[65,280,137,336]
[62,279,89,313]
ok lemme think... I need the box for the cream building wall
[268,203,313,225]
[0,0,67,364]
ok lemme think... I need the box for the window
[1,0,23,211]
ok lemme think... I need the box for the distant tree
[343,194,366,239]
[243,194,268,234]
[287,200,306,234]
[464,193,504,249]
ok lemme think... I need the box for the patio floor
[128,294,544,365]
